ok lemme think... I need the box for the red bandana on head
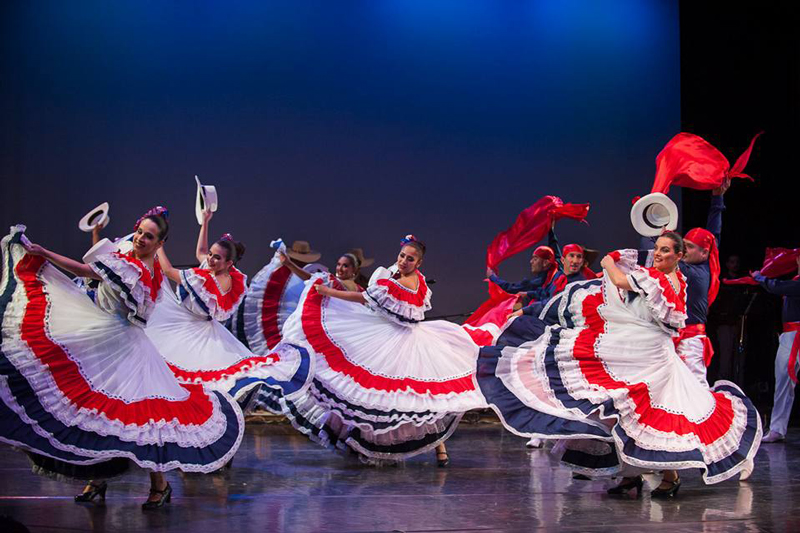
[534,245,555,262]
[685,227,720,306]
[560,243,596,281]
[533,246,558,285]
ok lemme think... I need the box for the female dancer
[0,210,243,509]
[146,209,310,404]
[477,232,760,496]
[280,250,364,293]
[277,235,487,466]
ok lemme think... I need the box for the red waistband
[784,322,800,333]
[680,323,706,338]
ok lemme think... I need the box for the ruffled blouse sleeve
[179,262,248,322]
[90,252,164,326]
[625,263,687,332]
[363,266,432,325]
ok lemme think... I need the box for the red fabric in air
[651,132,762,195]
[485,196,589,271]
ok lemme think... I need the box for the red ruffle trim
[301,278,475,395]
[189,265,246,312]
[112,251,163,302]
[375,274,429,306]
[17,255,213,425]
[261,265,292,349]
[167,353,280,383]
[645,267,687,314]
[572,287,734,445]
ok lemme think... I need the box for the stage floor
[1,421,798,533]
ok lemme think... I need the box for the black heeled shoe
[141,483,172,510]
[74,481,107,504]
[606,476,643,497]
[436,451,450,468]
[650,476,681,499]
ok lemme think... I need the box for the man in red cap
[488,244,560,306]
[488,224,566,306]
[669,179,729,385]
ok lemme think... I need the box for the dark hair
[401,240,426,257]
[340,253,360,270]
[142,214,169,241]
[215,238,246,263]
[659,231,685,255]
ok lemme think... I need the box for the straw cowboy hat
[348,248,374,268]
[286,240,321,263]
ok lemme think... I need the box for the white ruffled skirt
[277,277,487,462]
[477,275,762,483]
[0,230,243,476]
[146,287,312,404]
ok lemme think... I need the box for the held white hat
[195,175,219,225]
[78,202,110,233]
[630,193,679,237]
[82,232,135,264]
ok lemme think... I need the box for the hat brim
[82,238,116,263]
[359,258,375,267]
[630,193,678,237]
[78,202,110,232]
[287,250,321,263]
[195,176,219,225]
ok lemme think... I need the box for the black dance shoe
[141,483,172,510]
[436,451,450,468]
[74,481,107,504]
[606,476,643,497]
[650,476,681,499]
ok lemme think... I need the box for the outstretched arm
[23,243,100,280]
[706,178,729,246]
[195,209,213,264]
[279,253,312,281]
[548,226,562,270]
[600,255,632,291]
[316,284,367,304]
[157,246,181,284]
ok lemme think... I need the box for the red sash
[674,323,714,367]
[784,322,800,384]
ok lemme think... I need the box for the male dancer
[487,228,562,307]
[757,255,800,443]
[672,179,729,385]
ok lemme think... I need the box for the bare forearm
[604,263,632,291]
[43,250,100,279]
[157,248,181,283]
[324,288,366,304]
[283,258,311,281]
[195,222,210,264]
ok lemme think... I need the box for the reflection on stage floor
[1,421,798,532]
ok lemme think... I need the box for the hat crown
[291,241,311,253]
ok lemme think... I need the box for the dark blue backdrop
[0,0,680,316]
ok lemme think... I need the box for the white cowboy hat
[78,202,110,233]
[195,175,218,225]
[82,233,135,264]
[630,193,679,237]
